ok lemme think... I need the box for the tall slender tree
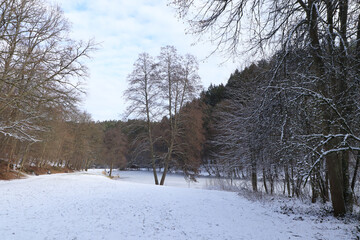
[124,53,161,184]
[158,46,202,185]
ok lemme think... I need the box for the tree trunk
[326,151,346,216]
[109,161,113,177]
[307,0,333,204]
[342,151,353,212]
[263,168,268,194]
[311,174,318,203]
[291,164,295,197]
[324,168,329,201]
[18,143,32,177]
[284,164,291,197]
[160,62,174,186]
[317,166,329,203]
[270,174,274,195]
[145,82,159,185]
[160,159,169,186]
[7,139,17,172]
[251,160,257,192]
[85,158,89,171]
[295,177,301,198]
[160,143,174,185]
[351,152,360,191]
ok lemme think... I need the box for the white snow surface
[0,170,357,240]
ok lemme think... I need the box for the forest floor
[0,160,72,180]
[0,169,358,240]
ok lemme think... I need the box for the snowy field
[0,170,357,240]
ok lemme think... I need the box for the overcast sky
[58,0,239,121]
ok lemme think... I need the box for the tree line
[122,41,360,217]
[0,1,204,182]
[0,0,128,176]
[0,0,97,174]
[170,0,360,216]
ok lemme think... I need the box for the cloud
[57,0,239,121]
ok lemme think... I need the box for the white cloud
[57,0,239,121]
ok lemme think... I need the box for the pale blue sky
[59,0,239,121]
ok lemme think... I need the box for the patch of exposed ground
[0,160,73,180]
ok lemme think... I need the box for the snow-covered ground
[0,170,357,240]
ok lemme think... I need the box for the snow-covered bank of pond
[0,171,357,239]
[104,169,292,194]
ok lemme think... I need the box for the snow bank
[0,171,356,239]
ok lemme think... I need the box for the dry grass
[0,160,25,180]
[0,160,73,180]
[102,170,120,180]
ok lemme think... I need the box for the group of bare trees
[0,0,99,173]
[171,0,360,216]
[124,46,203,185]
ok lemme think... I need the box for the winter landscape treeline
[1,0,360,218]
[0,0,96,173]
[170,0,360,217]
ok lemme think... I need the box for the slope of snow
[0,171,356,240]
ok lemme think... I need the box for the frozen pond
[97,169,251,192]
[109,169,211,189]
[88,169,305,195]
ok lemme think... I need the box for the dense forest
[171,0,360,217]
[1,0,360,219]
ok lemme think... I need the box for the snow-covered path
[0,171,355,240]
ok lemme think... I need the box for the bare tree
[124,47,202,185]
[124,53,161,184]
[0,0,95,142]
[158,45,202,185]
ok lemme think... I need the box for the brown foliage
[103,125,128,174]
[174,99,206,178]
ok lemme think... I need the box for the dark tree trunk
[342,151,353,212]
[351,152,360,191]
[284,164,291,197]
[311,174,318,203]
[251,159,257,192]
[109,162,113,177]
[263,168,268,194]
[309,0,347,216]
[160,160,169,186]
[291,164,295,197]
[326,151,346,216]
[317,167,329,203]
[160,143,173,185]
[7,139,16,173]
